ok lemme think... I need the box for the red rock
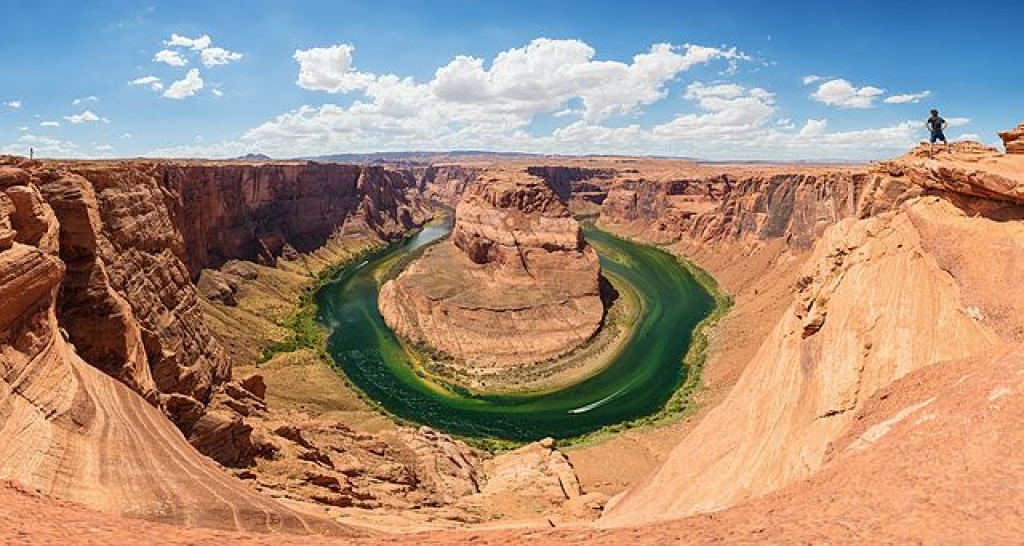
[999,121,1024,154]
[379,171,604,373]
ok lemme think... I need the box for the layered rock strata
[999,120,1024,154]
[601,141,1024,526]
[380,172,604,371]
[0,161,349,534]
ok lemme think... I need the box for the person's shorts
[930,130,947,143]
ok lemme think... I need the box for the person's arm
[941,118,948,131]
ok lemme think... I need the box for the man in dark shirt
[926,109,948,156]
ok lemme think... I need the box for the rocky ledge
[379,171,605,377]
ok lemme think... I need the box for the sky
[1,0,1022,160]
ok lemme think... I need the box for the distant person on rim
[926,108,948,156]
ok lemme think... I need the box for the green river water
[316,222,714,441]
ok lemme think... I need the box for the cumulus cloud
[651,82,776,138]
[154,49,189,67]
[810,78,885,108]
[798,118,828,137]
[201,46,243,67]
[163,69,204,99]
[72,95,99,105]
[130,76,164,91]
[289,38,748,132]
[147,39,931,161]
[165,33,212,50]
[883,90,931,104]
[5,100,22,109]
[294,44,375,93]
[64,110,110,124]
[40,121,61,127]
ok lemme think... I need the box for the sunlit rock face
[379,171,604,370]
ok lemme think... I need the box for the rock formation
[379,171,604,371]
[999,121,1024,154]
[600,141,1024,526]
[0,160,349,534]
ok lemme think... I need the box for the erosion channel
[316,220,715,441]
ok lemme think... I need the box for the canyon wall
[601,142,1024,526]
[0,161,354,534]
[0,157,429,529]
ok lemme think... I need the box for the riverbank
[200,230,401,432]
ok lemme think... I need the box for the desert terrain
[2,121,1024,543]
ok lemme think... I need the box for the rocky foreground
[379,171,605,374]
[2,125,1024,543]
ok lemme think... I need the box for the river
[316,222,713,441]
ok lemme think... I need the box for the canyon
[2,125,1024,543]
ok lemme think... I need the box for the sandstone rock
[999,121,1024,154]
[379,171,605,371]
[602,146,1019,527]
[239,374,267,400]
[0,164,345,535]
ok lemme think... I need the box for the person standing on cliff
[926,109,948,156]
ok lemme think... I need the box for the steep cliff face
[0,160,350,534]
[602,142,1024,526]
[598,169,869,251]
[379,171,604,372]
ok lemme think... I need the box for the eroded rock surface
[379,171,604,370]
[999,121,1024,154]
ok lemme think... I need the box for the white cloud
[4,100,21,109]
[40,121,61,127]
[946,117,971,127]
[211,88,224,97]
[290,38,747,131]
[201,46,242,67]
[17,126,29,131]
[64,110,110,124]
[810,78,885,108]
[955,133,980,141]
[94,144,114,151]
[165,34,211,51]
[802,75,822,85]
[130,76,164,91]
[3,134,81,158]
[72,95,99,105]
[163,69,204,99]
[145,39,932,161]
[120,132,133,139]
[154,49,189,67]
[883,90,931,104]
[294,44,375,93]
[798,118,828,137]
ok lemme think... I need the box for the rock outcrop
[999,121,1024,154]
[379,171,604,371]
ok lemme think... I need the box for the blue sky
[2,0,1021,160]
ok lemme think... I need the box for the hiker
[926,109,948,156]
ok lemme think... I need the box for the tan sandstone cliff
[379,171,604,373]
[600,140,1024,527]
